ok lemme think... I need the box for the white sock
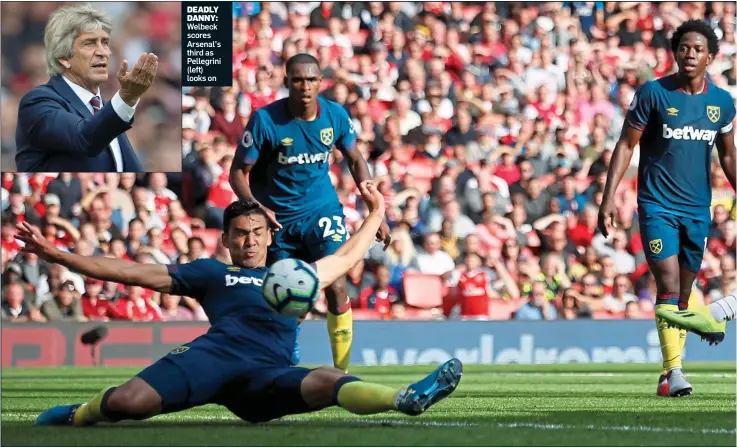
[709,294,737,322]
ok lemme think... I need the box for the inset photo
[1,2,182,172]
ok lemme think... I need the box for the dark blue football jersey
[627,75,736,216]
[166,258,297,365]
[235,96,357,223]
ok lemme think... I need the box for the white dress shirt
[62,77,138,172]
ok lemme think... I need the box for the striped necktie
[90,96,102,114]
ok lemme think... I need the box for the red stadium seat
[191,228,222,252]
[462,6,482,22]
[401,307,437,320]
[346,31,369,47]
[489,299,523,320]
[592,310,625,320]
[403,273,444,309]
[307,29,328,47]
[351,309,383,320]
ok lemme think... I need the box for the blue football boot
[396,358,463,416]
[35,404,81,426]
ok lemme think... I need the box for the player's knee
[326,277,347,297]
[301,367,346,409]
[325,277,349,310]
[654,263,680,293]
[107,381,160,417]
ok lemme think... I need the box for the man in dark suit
[15,4,158,173]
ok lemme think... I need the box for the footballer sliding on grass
[18,181,461,427]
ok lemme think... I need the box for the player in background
[230,53,391,372]
[30,182,462,427]
[598,20,736,397]
[656,291,736,345]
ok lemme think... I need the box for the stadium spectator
[412,233,455,279]
[81,278,117,321]
[591,228,636,274]
[4,2,736,322]
[355,265,400,318]
[114,285,162,322]
[623,300,642,319]
[602,274,639,313]
[558,288,593,320]
[41,280,86,322]
[445,252,494,320]
[2,282,46,322]
[159,294,195,321]
[515,281,558,320]
[345,259,376,299]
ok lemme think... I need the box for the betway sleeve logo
[278,151,331,165]
[225,275,263,287]
[662,124,718,145]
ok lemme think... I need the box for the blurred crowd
[2,2,736,323]
[177,1,736,321]
[0,1,183,171]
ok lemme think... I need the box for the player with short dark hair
[599,19,736,397]
[28,182,461,427]
[230,53,391,372]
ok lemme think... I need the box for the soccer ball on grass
[262,258,320,318]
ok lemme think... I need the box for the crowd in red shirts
[2,2,736,323]
[178,2,735,321]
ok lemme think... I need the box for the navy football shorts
[136,345,315,422]
[638,203,710,273]
[268,202,347,265]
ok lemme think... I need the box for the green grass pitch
[2,363,735,446]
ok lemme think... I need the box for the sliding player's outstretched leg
[393,358,464,415]
[333,358,463,416]
[37,350,204,426]
[219,359,463,424]
[36,378,162,426]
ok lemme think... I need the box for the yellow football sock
[656,304,682,373]
[328,308,353,372]
[72,386,115,426]
[677,298,698,363]
[336,381,400,414]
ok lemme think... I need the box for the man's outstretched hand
[14,222,59,262]
[118,53,158,106]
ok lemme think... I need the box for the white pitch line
[7,412,734,436]
[476,372,735,378]
[151,414,736,436]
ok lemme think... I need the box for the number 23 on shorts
[318,215,346,239]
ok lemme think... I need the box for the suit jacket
[15,75,144,172]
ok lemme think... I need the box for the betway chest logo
[278,151,331,165]
[225,275,263,287]
[662,124,717,144]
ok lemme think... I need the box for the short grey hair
[44,4,113,76]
